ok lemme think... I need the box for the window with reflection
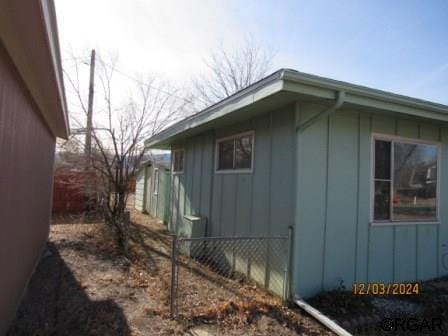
[218,139,234,170]
[373,137,438,222]
[173,149,184,173]
[216,132,254,171]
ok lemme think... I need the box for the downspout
[297,90,346,132]
[294,296,352,336]
[293,89,351,336]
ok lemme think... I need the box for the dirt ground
[7,206,333,336]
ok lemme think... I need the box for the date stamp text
[353,282,419,295]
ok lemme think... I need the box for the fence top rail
[176,235,288,242]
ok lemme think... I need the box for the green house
[145,69,448,298]
[135,160,171,224]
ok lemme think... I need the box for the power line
[63,55,196,106]
[103,62,195,105]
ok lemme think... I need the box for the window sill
[370,221,440,227]
[215,169,253,174]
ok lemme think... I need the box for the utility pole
[84,49,96,162]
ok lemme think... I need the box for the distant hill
[151,153,170,163]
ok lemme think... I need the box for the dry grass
[8,202,334,335]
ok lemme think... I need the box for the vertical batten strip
[264,111,273,289]
[198,135,204,216]
[233,175,239,236]
[208,132,216,237]
[218,174,223,235]
[293,102,301,294]
[392,119,398,281]
[416,124,422,280]
[436,127,442,276]
[366,114,373,281]
[321,116,330,291]
[190,138,195,215]
[354,112,361,282]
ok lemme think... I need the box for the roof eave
[0,0,69,139]
[145,69,448,149]
[144,70,285,148]
[282,70,448,120]
[39,0,70,138]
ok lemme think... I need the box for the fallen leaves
[11,203,333,335]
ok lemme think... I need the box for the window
[216,131,254,172]
[153,169,159,195]
[172,149,184,173]
[373,136,439,222]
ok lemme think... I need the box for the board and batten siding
[170,105,295,237]
[156,169,171,223]
[146,167,171,222]
[135,164,171,223]
[0,42,57,333]
[295,103,448,297]
[169,106,296,293]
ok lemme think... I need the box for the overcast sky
[55,0,448,104]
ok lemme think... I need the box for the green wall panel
[368,226,394,283]
[250,114,271,237]
[354,113,371,283]
[324,111,359,290]
[167,99,448,299]
[210,175,223,236]
[417,225,438,280]
[169,106,296,296]
[296,107,448,298]
[235,175,253,236]
[221,174,237,236]
[439,128,448,277]
[296,104,328,295]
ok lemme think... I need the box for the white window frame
[153,168,159,195]
[370,133,441,226]
[215,130,255,174]
[172,148,184,174]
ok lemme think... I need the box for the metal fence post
[170,234,178,319]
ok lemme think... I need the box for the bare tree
[192,39,274,109]
[62,52,188,256]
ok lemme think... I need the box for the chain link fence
[170,232,292,318]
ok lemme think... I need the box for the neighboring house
[145,69,448,298]
[135,160,171,223]
[0,1,68,333]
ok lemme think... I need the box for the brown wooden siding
[0,42,56,333]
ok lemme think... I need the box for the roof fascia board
[344,94,448,122]
[144,79,283,147]
[39,0,69,136]
[0,0,69,138]
[282,70,448,116]
[145,69,448,148]
[282,81,336,100]
[283,76,448,122]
